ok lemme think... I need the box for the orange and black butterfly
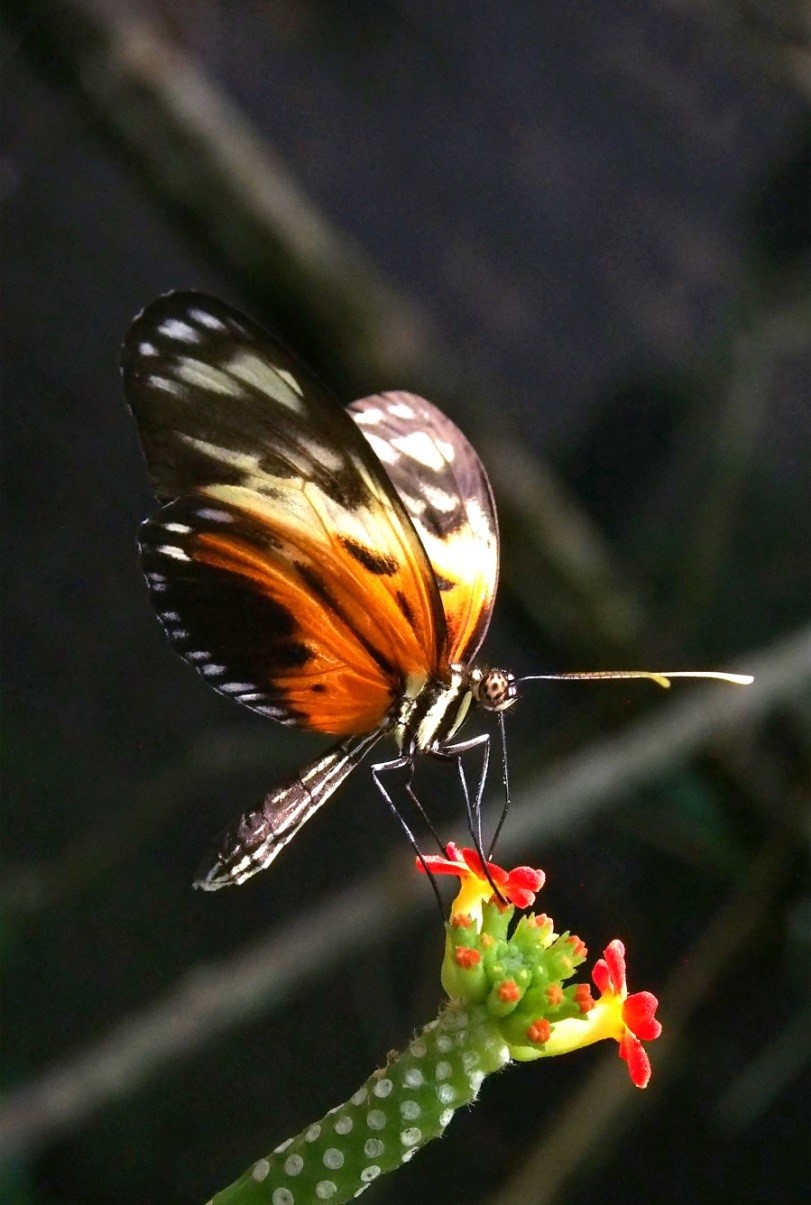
[123,292,516,890]
[124,293,752,890]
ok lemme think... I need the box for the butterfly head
[470,666,518,714]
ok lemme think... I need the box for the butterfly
[123,293,753,891]
[122,291,519,891]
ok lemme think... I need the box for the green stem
[208,1002,510,1204]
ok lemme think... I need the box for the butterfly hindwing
[349,392,499,665]
[125,294,448,733]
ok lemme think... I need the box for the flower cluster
[419,844,661,1087]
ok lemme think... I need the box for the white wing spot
[180,435,260,473]
[159,318,200,343]
[196,507,234,523]
[220,681,257,694]
[139,341,158,356]
[177,359,240,396]
[363,433,398,464]
[147,376,184,396]
[189,308,226,331]
[423,484,458,513]
[157,545,190,562]
[352,407,384,426]
[391,431,445,471]
[201,663,226,677]
[400,491,426,515]
[300,434,344,471]
[276,367,304,397]
[387,401,415,419]
[226,351,305,412]
[163,522,191,534]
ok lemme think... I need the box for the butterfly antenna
[488,711,512,860]
[518,670,754,689]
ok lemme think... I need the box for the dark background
[2,2,809,1203]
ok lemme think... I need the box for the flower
[539,939,662,1087]
[417,843,545,927]
[415,849,659,1086]
[592,939,662,1088]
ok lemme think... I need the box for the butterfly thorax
[394,665,517,756]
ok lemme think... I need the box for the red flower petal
[461,848,510,890]
[591,957,610,995]
[461,847,486,877]
[619,1032,652,1089]
[603,940,627,994]
[509,866,545,890]
[505,865,545,907]
[416,855,464,877]
[623,992,662,1041]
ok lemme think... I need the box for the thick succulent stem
[208,1002,509,1204]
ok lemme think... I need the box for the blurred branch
[487,442,649,659]
[688,0,811,101]
[3,0,656,665]
[0,726,298,919]
[675,283,811,634]
[2,0,429,395]
[1,625,807,1163]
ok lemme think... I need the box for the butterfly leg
[370,756,444,914]
[487,711,512,859]
[402,761,447,854]
[432,733,504,903]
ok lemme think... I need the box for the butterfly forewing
[125,294,448,734]
[349,392,499,664]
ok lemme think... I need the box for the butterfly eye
[473,668,518,712]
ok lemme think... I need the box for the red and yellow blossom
[538,938,662,1087]
[417,842,545,926]
[418,845,661,1088]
